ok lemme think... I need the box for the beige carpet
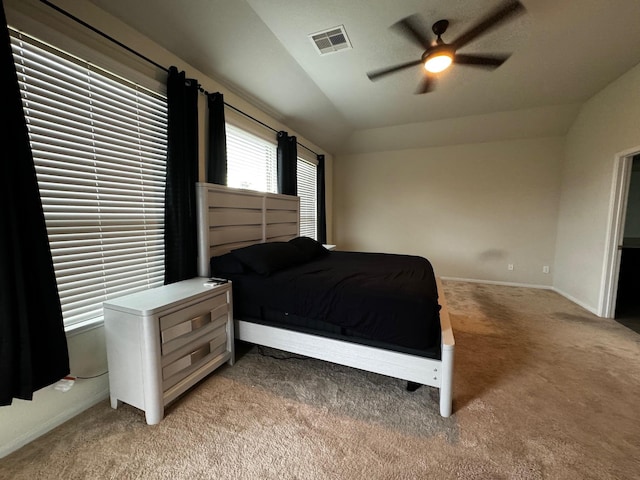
[1,281,639,479]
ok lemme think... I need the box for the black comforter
[224,251,442,352]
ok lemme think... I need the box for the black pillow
[231,242,306,276]
[210,253,247,275]
[288,236,329,261]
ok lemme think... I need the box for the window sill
[65,316,104,338]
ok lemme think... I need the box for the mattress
[221,251,442,357]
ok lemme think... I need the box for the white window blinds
[226,122,277,193]
[297,157,318,239]
[10,30,168,329]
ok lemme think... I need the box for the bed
[195,182,455,417]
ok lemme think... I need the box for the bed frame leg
[439,344,455,417]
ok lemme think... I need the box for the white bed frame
[196,182,455,417]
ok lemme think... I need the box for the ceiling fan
[366,0,526,94]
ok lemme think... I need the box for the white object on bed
[195,182,455,417]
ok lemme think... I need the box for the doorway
[615,155,640,333]
[601,149,640,327]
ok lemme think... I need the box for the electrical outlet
[508,264,514,271]
[543,265,550,274]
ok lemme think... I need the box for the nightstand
[103,277,233,424]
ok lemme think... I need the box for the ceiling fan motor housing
[432,19,449,39]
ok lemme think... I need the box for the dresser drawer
[161,324,228,391]
[160,302,228,356]
[160,293,228,344]
[160,291,227,331]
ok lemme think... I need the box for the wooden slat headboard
[196,183,300,277]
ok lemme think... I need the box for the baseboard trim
[441,276,553,290]
[441,277,600,317]
[0,387,109,459]
[549,287,600,316]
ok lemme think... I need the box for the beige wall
[333,58,640,313]
[1,0,332,457]
[554,61,640,314]
[334,137,564,286]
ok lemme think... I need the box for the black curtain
[0,1,69,406]
[206,92,227,185]
[277,131,297,195]
[164,67,199,284]
[316,154,327,244]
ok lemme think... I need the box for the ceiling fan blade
[367,59,423,81]
[454,53,510,68]
[391,14,433,50]
[451,0,525,50]
[415,75,435,94]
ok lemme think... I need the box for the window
[225,122,277,193]
[225,120,319,239]
[297,156,318,239]
[10,30,168,330]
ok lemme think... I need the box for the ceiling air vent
[309,25,352,55]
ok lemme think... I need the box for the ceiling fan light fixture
[366,1,525,93]
[423,46,454,73]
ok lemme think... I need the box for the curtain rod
[38,0,321,158]
[221,98,319,157]
[39,0,168,73]
[197,85,321,158]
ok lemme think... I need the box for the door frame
[599,148,638,317]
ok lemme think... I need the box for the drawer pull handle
[189,344,211,364]
[191,312,211,331]
[162,342,213,380]
[161,312,212,344]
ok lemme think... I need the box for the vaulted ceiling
[86,0,640,154]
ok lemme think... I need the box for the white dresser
[103,277,234,424]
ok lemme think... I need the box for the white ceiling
[85,0,640,154]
